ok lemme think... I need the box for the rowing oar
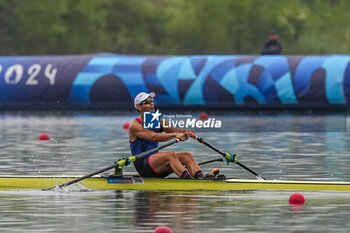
[196,137,266,180]
[43,139,180,191]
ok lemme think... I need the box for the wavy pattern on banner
[0,53,350,109]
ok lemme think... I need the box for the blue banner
[0,53,349,109]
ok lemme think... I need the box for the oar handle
[197,137,226,156]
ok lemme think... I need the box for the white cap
[134,92,156,109]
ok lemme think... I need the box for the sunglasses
[141,99,154,105]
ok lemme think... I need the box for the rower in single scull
[129,92,204,179]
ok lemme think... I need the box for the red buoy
[199,112,208,120]
[289,193,305,205]
[39,133,50,141]
[122,122,130,130]
[154,226,172,233]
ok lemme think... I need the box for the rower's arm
[130,122,187,142]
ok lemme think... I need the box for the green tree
[1,0,350,55]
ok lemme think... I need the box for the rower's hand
[175,133,188,141]
[185,129,196,139]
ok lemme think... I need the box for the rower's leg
[175,152,202,177]
[149,152,187,177]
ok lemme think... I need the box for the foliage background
[0,0,349,55]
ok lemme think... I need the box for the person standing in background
[261,30,282,55]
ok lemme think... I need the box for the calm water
[0,111,350,232]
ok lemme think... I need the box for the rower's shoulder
[129,119,142,131]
